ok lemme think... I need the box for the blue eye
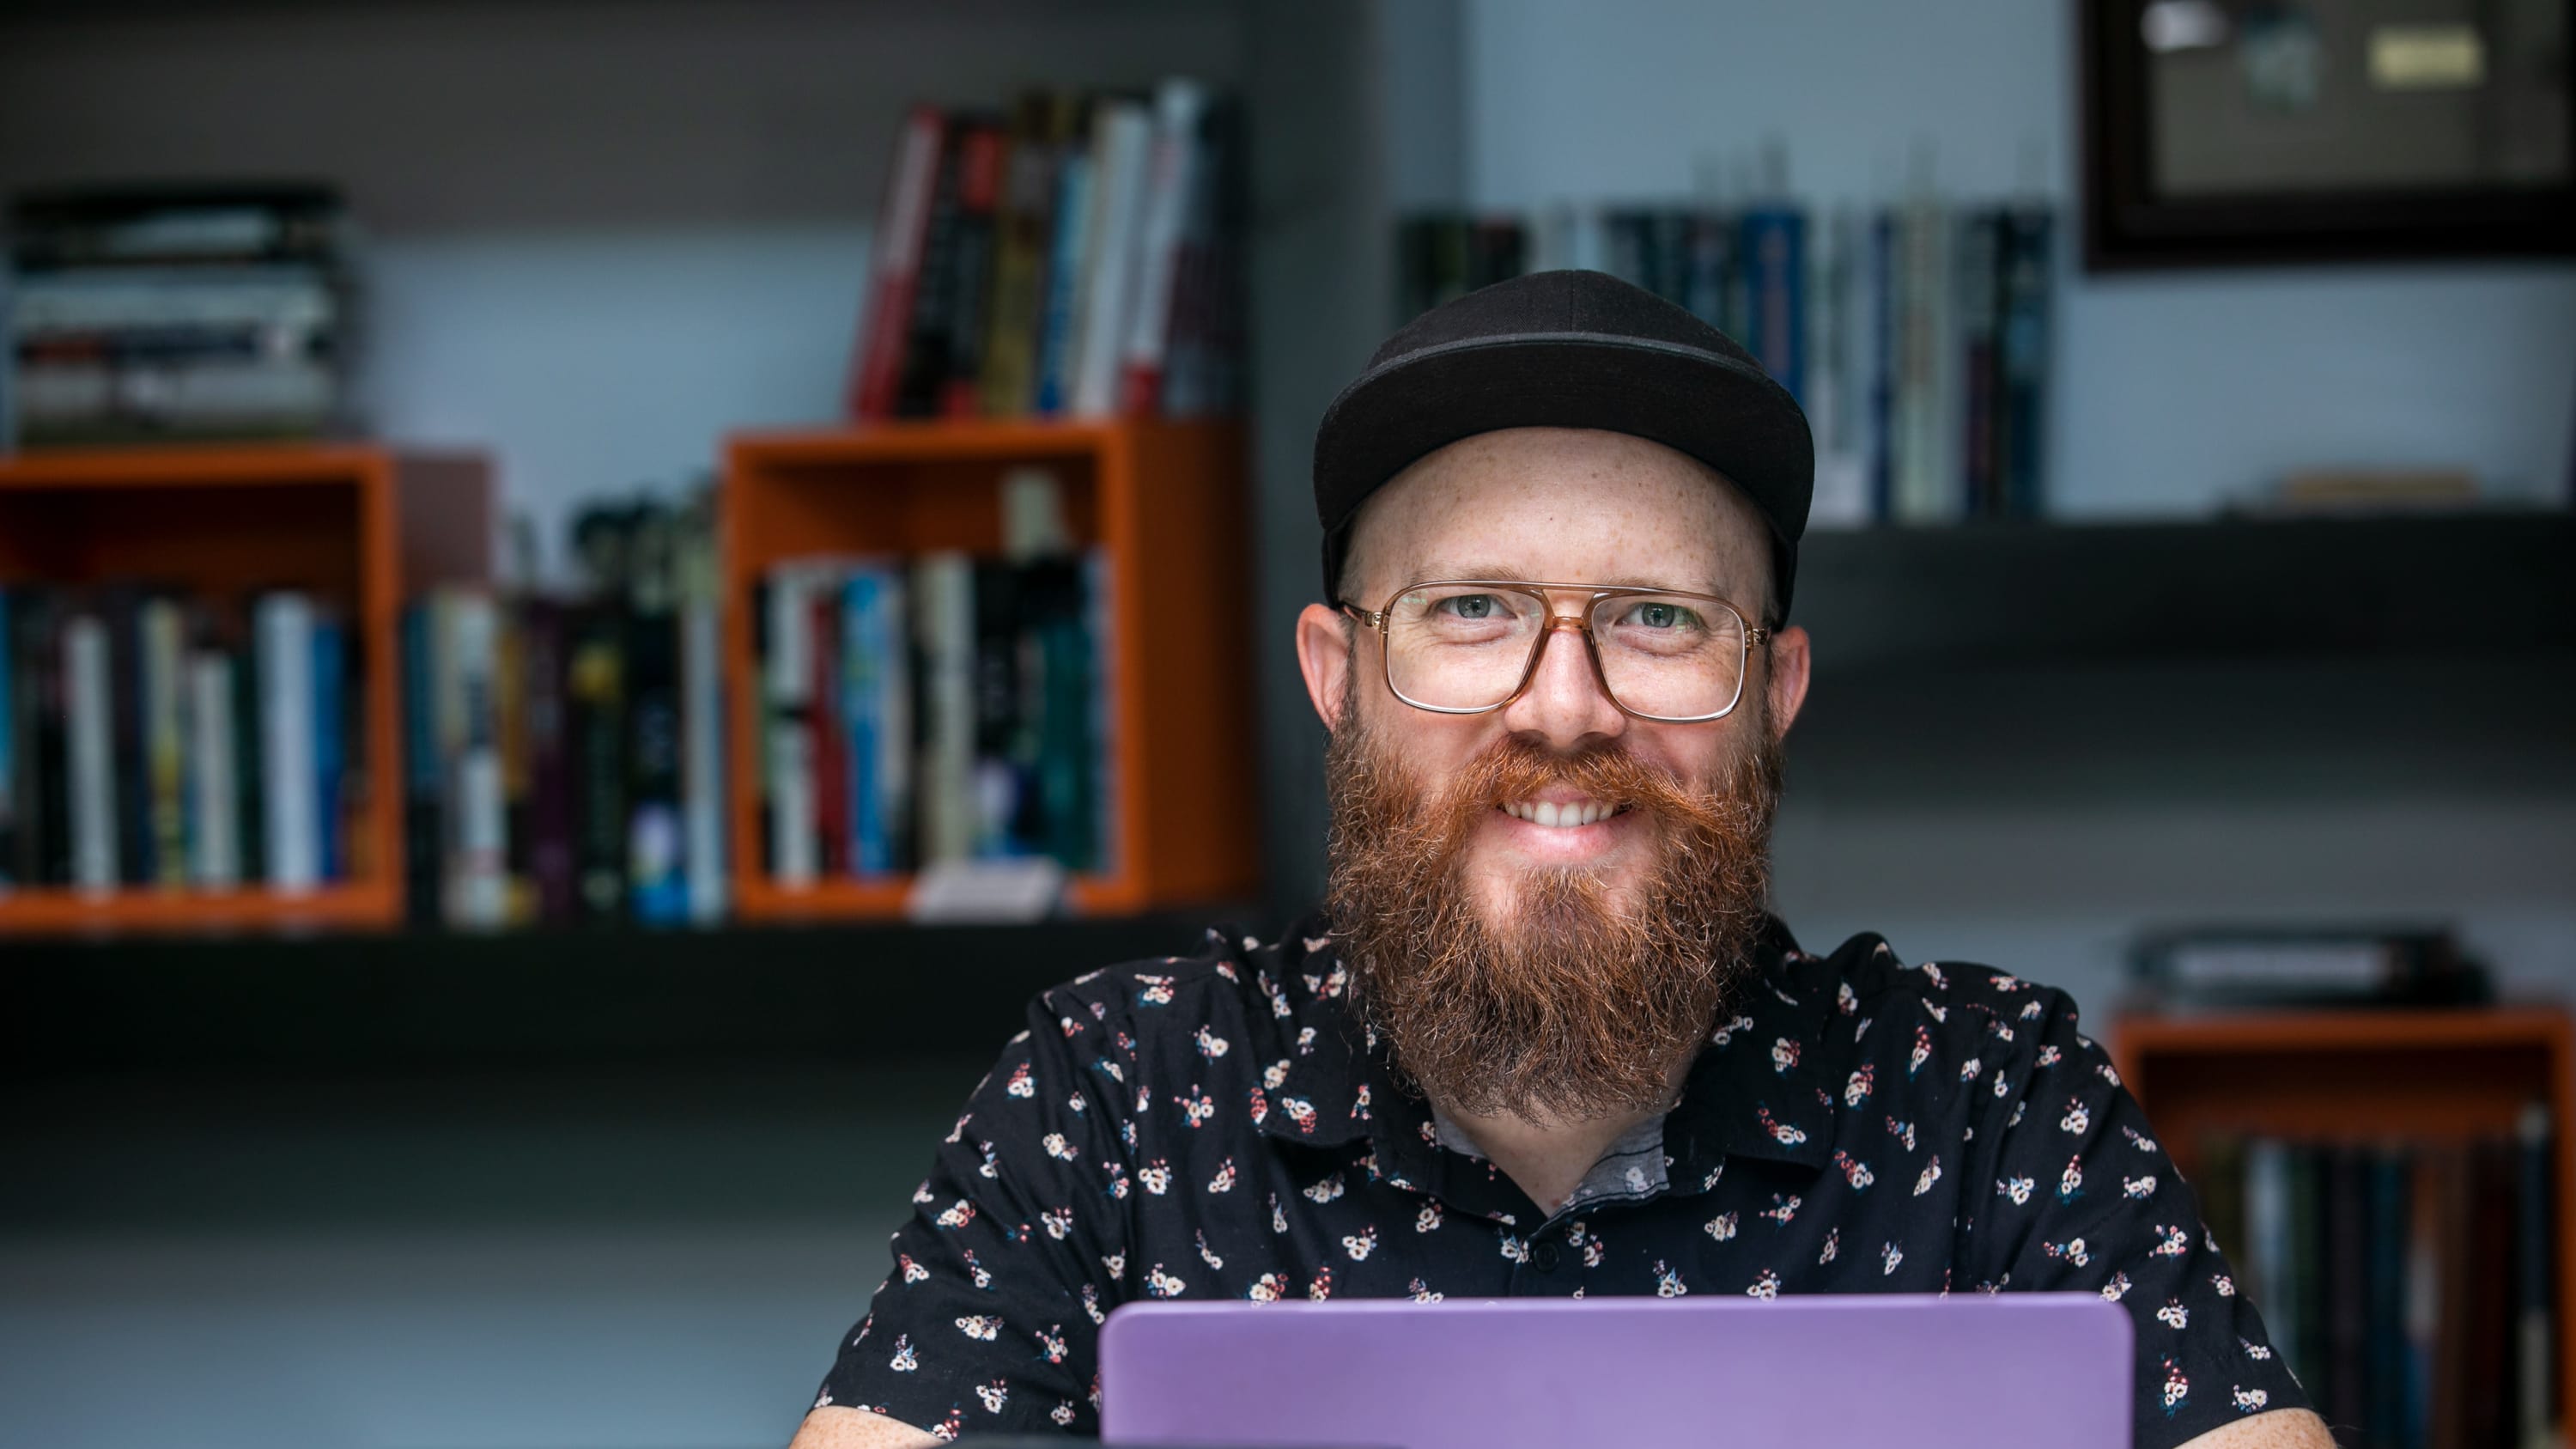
[1623,601,1700,631]
[1439,594,1501,621]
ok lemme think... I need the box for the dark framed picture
[2081,0,2576,268]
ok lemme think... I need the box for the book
[850,104,948,421]
[2516,1107,2555,1449]
[254,593,318,890]
[437,590,507,926]
[105,591,149,884]
[624,502,686,924]
[1033,125,1096,417]
[1891,194,1957,525]
[1069,98,1154,417]
[911,551,977,866]
[1739,203,1807,404]
[310,612,347,882]
[2244,1137,2298,1373]
[677,491,727,925]
[399,605,441,923]
[62,612,117,892]
[185,650,240,887]
[568,599,625,922]
[1954,210,2002,521]
[1120,78,1208,416]
[1994,204,2052,520]
[980,92,1070,417]
[2366,1145,2408,1449]
[841,563,911,875]
[519,599,578,923]
[762,565,822,888]
[0,590,15,887]
[939,119,1008,418]
[809,587,850,879]
[893,113,971,419]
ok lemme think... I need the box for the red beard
[1323,714,1783,1123]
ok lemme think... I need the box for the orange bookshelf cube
[721,418,1259,920]
[2112,1006,2576,1429]
[0,443,413,933]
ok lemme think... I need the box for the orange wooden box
[0,444,409,933]
[2113,1006,2576,1421]
[720,418,1260,920]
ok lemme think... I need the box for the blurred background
[1,2,2571,1446]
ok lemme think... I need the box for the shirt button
[1530,1240,1562,1272]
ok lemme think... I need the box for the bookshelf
[2112,1007,2576,1435]
[0,444,423,933]
[721,417,1259,920]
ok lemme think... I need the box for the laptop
[1100,1294,2132,1448]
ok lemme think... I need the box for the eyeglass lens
[1382,584,1747,718]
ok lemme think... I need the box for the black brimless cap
[1312,269,1815,622]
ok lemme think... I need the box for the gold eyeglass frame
[1336,579,1772,724]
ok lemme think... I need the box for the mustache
[1358,732,1753,874]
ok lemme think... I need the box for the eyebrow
[1404,563,1734,596]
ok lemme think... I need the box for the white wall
[1461,0,2576,513]
[1459,0,2576,1012]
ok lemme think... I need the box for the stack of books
[0,586,361,893]
[2199,1115,2558,1449]
[850,79,1241,423]
[1394,196,2057,529]
[6,185,352,447]
[400,493,727,929]
[758,478,1112,886]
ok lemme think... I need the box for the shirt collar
[1252,913,1838,1209]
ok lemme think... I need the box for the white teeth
[1505,799,1620,828]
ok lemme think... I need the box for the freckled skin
[1303,427,1807,930]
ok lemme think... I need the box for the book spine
[106,594,149,884]
[1070,100,1154,417]
[980,92,1064,417]
[1084,550,1119,876]
[444,594,507,927]
[679,588,726,923]
[141,599,189,885]
[520,600,578,924]
[876,568,914,873]
[63,613,118,891]
[940,119,1008,418]
[852,104,947,421]
[310,613,345,882]
[400,605,441,923]
[2245,1138,2295,1373]
[763,569,818,888]
[2366,1146,2408,1449]
[1119,78,1207,417]
[842,570,891,875]
[256,594,318,890]
[2516,1106,2554,1449]
[569,602,626,921]
[1159,96,1240,419]
[1867,210,1896,522]
[1741,206,1807,403]
[186,651,240,887]
[1996,204,2053,521]
[913,553,976,866]
[1032,145,1095,417]
[232,627,263,886]
[1892,198,1957,525]
[495,604,533,925]
[626,601,684,924]
[894,116,969,419]
[810,588,850,877]
[1955,209,2002,521]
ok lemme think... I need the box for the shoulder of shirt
[1028,920,1322,1051]
[1813,929,2088,1053]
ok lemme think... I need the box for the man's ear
[1764,624,1811,740]
[1296,602,1356,734]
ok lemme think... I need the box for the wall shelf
[1796,510,2575,679]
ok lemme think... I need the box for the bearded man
[790,272,2327,1449]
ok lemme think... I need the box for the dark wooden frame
[2081,0,2576,270]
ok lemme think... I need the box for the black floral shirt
[814,916,2308,1446]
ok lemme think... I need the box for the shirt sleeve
[815,980,1136,1440]
[1959,983,2311,1449]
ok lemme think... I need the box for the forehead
[1347,428,1765,600]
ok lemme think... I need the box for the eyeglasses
[1337,580,1771,723]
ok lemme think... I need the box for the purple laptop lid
[1100,1294,2131,1449]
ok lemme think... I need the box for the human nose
[1496,615,1627,748]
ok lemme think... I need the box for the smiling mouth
[1498,798,1628,829]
